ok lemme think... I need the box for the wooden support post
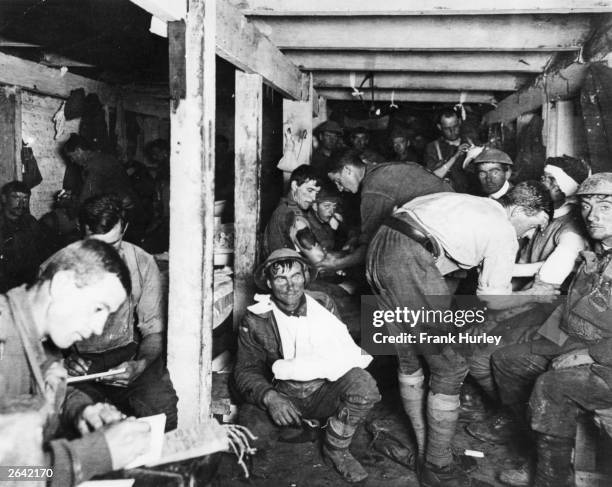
[233,72,263,328]
[167,0,216,428]
[544,99,586,158]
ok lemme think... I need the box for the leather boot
[498,460,534,486]
[420,460,493,487]
[466,409,518,444]
[323,407,368,483]
[533,433,573,487]
[398,368,426,456]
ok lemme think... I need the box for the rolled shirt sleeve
[537,231,587,285]
[476,228,517,295]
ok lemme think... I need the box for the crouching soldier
[490,173,612,486]
[234,249,380,483]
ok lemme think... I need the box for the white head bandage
[544,164,579,197]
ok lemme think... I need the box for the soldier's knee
[342,368,381,405]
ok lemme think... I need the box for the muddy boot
[459,384,487,422]
[398,368,426,457]
[498,460,534,487]
[533,433,573,487]
[465,409,518,444]
[420,460,493,487]
[323,412,368,483]
[366,418,417,470]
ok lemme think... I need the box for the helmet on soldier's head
[576,173,612,196]
[473,148,513,166]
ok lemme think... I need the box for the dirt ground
[212,360,524,487]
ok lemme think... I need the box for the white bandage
[544,164,579,197]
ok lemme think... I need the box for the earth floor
[212,358,526,487]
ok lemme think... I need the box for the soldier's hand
[77,402,126,435]
[65,356,91,376]
[103,418,151,470]
[550,349,594,370]
[456,143,471,155]
[530,291,561,304]
[101,360,146,387]
[263,390,301,427]
[316,253,341,272]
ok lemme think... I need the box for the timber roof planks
[230,0,612,108]
[0,1,611,114]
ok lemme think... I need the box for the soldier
[488,173,612,486]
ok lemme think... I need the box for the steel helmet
[576,172,612,196]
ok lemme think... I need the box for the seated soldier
[424,109,473,193]
[60,195,178,431]
[0,239,151,486]
[0,181,47,291]
[234,249,380,483]
[466,156,591,407]
[263,165,321,257]
[465,148,514,199]
[312,121,343,174]
[389,126,420,164]
[514,156,591,289]
[348,126,385,164]
[305,182,345,253]
[39,189,81,255]
[479,173,612,487]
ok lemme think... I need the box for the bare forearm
[136,333,163,368]
[480,290,556,310]
[335,244,367,269]
[433,155,458,178]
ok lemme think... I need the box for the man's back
[80,153,136,204]
[0,213,46,291]
[0,289,34,397]
[398,192,518,295]
[359,162,451,245]
[402,192,516,267]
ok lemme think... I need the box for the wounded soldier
[234,249,380,483]
[480,173,612,487]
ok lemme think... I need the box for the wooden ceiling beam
[313,72,531,91]
[129,0,186,22]
[0,51,116,105]
[232,0,612,16]
[284,51,554,73]
[130,0,307,100]
[216,0,307,100]
[483,62,589,124]
[251,15,593,51]
[318,88,498,104]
